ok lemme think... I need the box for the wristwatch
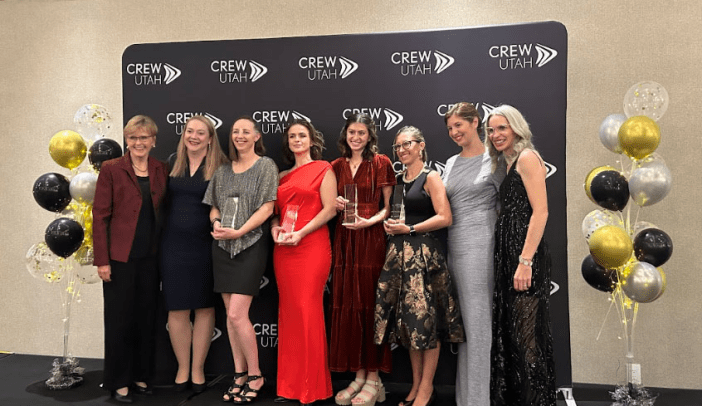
[518,255,533,267]
[408,225,416,235]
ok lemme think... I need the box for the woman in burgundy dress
[272,119,337,405]
[330,114,395,406]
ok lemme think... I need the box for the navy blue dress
[160,163,216,310]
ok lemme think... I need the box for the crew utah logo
[488,43,558,70]
[210,59,268,83]
[390,50,455,76]
[166,112,223,135]
[436,102,496,123]
[125,62,181,86]
[298,55,358,81]
[342,108,404,132]
[253,110,311,134]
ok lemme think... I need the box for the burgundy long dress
[274,161,333,404]
[329,154,396,373]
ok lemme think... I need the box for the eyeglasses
[391,140,418,151]
[486,124,511,136]
[126,135,153,143]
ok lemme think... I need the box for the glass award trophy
[278,205,299,242]
[342,184,358,226]
[221,196,239,228]
[390,185,405,223]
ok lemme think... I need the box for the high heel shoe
[398,396,414,406]
[223,371,248,402]
[232,375,265,404]
[335,377,365,405]
[350,379,385,406]
[112,389,134,404]
[192,381,207,394]
[174,381,190,392]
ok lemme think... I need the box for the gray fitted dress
[443,151,505,406]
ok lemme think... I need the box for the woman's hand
[383,218,410,236]
[344,215,373,230]
[513,263,532,291]
[98,265,111,282]
[335,196,348,212]
[276,230,302,246]
[271,225,283,242]
[211,221,244,240]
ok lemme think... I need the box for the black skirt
[212,236,269,295]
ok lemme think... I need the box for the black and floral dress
[374,170,465,350]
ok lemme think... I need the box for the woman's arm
[384,171,452,235]
[92,164,114,281]
[345,185,393,230]
[281,169,338,245]
[513,149,549,291]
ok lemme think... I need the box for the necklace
[403,167,425,183]
[132,162,147,172]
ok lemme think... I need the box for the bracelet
[211,218,221,228]
[518,255,533,267]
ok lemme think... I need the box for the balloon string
[596,294,616,341]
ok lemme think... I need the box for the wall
[1,0,700,390]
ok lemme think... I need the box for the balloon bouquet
[27,104,122,390]
[582,82,672,405]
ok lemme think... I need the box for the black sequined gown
[490,160,556,406]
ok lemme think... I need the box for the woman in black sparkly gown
[484,105,556,406]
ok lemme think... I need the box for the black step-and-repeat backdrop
[123,21,570,387]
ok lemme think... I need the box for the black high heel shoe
[232,375,265,404]
[174,381,190,392]
[192,381,207,394]
[112,389,134,404]
[223,371,248,402]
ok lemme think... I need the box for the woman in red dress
[271,119,337,405]
[330,114,395,406]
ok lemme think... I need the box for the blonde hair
[170,115,228,180]
[484,105,539,172]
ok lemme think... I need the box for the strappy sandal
[335,377,365,405]
[351,379,386,406]
[232,375,265,404]
[223,371,248,402]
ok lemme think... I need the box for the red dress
[274,161,333,403]
[329,155,396,373]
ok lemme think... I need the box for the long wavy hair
[282,119,325,165]
[169,115,228,180]
[337,113,378,160]
[484,105,538,172]
[229,115,266,162]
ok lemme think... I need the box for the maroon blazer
[92,153,168,266]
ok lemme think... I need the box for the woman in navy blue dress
[160,115,228,392]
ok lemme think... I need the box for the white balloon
[69,172,98,205]
[598,114,626,154]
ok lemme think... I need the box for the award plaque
[342,184,358,226]
[278,205,299,242]
[221,196,239,228]
[390,185,405,223]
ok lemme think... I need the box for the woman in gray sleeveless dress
[442,103,505,406]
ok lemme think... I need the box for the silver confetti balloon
[598,114,626,154]
[621,261,664,303]
[629,160,672,206]
[623,81,669,121]
[74,104,113,140]
[69,172,98,205]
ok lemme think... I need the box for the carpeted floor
[1,353,700,405]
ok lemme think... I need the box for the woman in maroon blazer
[93,115,168,403]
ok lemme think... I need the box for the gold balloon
[49,130,87,170]
[589,225,633,269]
[584,165,616,202]
[618,116,660,160]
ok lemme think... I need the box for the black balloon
[581,254,618,292]
[89,138,123,170]
[32,173,72,212]
[634,228,673,267]
[45,218,84,258]
[589,170,629,211]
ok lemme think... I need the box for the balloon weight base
[45,357,85,390]
[610,383,658,406]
